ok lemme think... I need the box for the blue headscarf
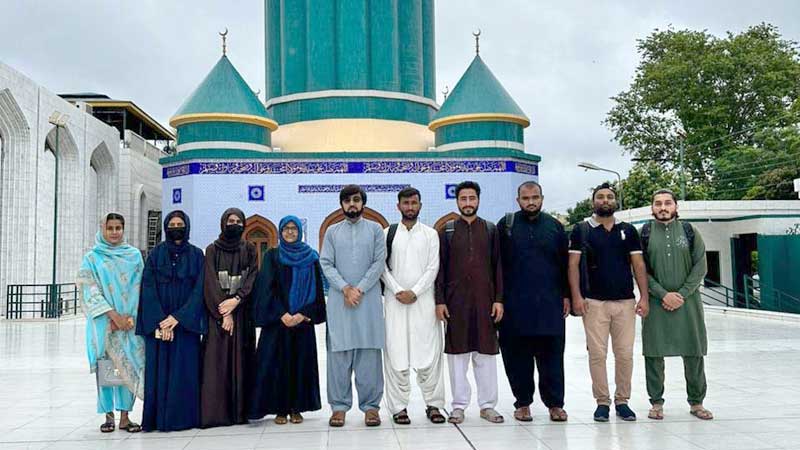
[278,216,319,313]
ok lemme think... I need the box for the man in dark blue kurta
[497,182,570,422]
[136,211,207,432]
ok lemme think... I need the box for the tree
[605,24,800,187]
[566,198,593,227]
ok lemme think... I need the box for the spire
[442,85,450,101]
[219,28,228,56]
[473,29,481,55]
[429,54,529,131]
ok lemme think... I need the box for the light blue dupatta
[76,231,145,399]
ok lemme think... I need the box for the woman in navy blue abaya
[136,210,206,431]
[248,216,326,425]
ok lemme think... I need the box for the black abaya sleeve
[298,262,326,325]
[136,248,167,336]
[172,247,208,335]
[252,249,287,327]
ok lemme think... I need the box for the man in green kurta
[642,189,713,421]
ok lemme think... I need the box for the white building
[0,62,171,317]
[623,200,800,308]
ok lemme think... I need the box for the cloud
[2,0,797,211]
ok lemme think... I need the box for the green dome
[430,55,528,130]
[170,56,277,130]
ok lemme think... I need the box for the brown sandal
[549,407,568,422]
[690,405,713,420]
[290,413,303,424]
[648,404,664,420]
[329,411,345,427]
[365,409,381,427]
[514,406,532,422]
[274,415,288,425]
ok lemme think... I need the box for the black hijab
[214,207,246,252]
[164,210,190,255]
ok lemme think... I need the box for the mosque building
[161,0,541,261]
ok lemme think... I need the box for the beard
[594,204,616,217]
[458,205,478,217]
[652,210,679,221]
[401,210,419,221]
[521,206,541,218]
[343,207,363,219]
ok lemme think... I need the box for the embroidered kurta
[136,241,206,431]
[435,217,503,355]
[76,233,146,400]
[382,221,441,370]
[643,220,708,357]
[320,218,386,352]
[248,248,326,418]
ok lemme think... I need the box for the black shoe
[593,405,610,422]
[615,404,637,421]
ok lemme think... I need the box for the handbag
[97,357,124,387]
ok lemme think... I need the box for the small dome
[429,55,529,131]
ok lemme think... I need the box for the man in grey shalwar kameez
[321,185,387,427]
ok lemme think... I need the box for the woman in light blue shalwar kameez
[76,213,145,433]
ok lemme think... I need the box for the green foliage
[566,198,593,227]
[603,23,800,204]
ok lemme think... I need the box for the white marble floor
[1,309,799,450]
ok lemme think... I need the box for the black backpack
[640,220,695,274]
[380,223,400,294]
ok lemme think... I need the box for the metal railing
[744,275,800,314]
[700,278,752,309]
[5,283,79,319]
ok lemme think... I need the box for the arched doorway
[244,214,278,269]
[433,212,461,232]
[318,207,390,250]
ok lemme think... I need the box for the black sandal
[392,409,411,425]
[100,413,115,433]
[426,406,446,424]
[120,422,142,433]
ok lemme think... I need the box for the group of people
[76,179,712,435]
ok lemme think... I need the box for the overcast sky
[2,0,798,212]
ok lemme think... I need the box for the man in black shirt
[498,181,570,422]
[568,183,649,422]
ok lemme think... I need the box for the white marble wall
[0,63,164,316]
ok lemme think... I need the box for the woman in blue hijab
[248,216,326,425]
[77,213,145,433]
[136,210,206,431]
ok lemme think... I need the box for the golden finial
[472,29,481,55]
[442,85,450,101]
[219,28,229,55]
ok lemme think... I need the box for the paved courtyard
[1,309,799,450]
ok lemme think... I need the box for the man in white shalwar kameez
[381,187,446,425]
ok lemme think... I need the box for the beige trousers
[582,298,636,406]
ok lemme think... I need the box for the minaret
[264,0,437,152]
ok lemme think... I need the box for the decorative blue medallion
[445,184,457,199]
[172,188,182,204]
[248,185,265,201]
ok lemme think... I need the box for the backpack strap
[504,212,515,238]
[385,223,399,270]
[680,220,695,251]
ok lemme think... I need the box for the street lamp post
[47,112,68,318]
[577,162,624,210]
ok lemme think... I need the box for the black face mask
[223,223,244,240]
[166,227,186,242]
